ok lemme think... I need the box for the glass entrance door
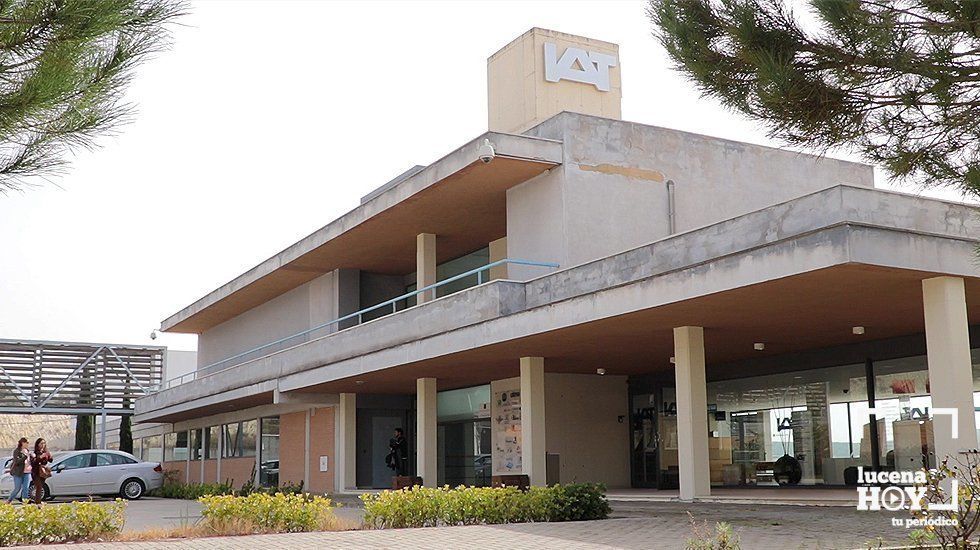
[630,386,679,489]
[630,392,658,487]
[658,387,679,489]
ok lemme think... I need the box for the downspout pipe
[666,179,676,235]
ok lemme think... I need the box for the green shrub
[151,481,236,499]
[360,483,610,529]
[0,500,126,546]
[550,483,612,521]
[154,464,304,500]
[199,493,336,534]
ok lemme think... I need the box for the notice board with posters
[491,378,522,475]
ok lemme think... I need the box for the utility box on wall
[487,27,622,134]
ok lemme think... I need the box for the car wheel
[120,478,145,500]
[27,483,51,501]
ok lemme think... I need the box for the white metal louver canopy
[0,338,165,416]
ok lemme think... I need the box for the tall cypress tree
[74,415,93,450]
[119,414,133,454]
[649,0,980,197]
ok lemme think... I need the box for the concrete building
[135,28,980,500]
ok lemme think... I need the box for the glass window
[58,453,92,471]
[437,385,492,487]
[222,421,257,458]
[241,420,257,458]
[259,417,280,487]
[141,435,162,463]
[96,453,135,466]
[164,431,188,462]
[829,402,852,458]
[189,428,203,461]
[222,422,240,458]
[205,426,220,459]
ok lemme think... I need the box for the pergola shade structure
[0,339,165,415]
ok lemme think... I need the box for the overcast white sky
[0,1,969,353]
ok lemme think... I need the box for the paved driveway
[17,498,911,549]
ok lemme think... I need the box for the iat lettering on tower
[543,42,618,92]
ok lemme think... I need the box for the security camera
[150,330,158,340]
[478,139,495,164]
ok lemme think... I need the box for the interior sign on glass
[544,43,618,92]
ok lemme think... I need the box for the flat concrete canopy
[162,132,563,333]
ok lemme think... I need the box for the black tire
[27,482,51,501]
[120,478,145,500]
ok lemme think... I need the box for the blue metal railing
[157,258,558,391]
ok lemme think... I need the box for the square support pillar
[674,326,710,500]
[417,377,438,486]
[520,357,547,486]
[923,277,978,461]
[489,237,508,281]
[334,393,356,492]
[417,233,437,303]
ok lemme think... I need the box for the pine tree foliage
[649,0,980,197]
[0,0,184,192]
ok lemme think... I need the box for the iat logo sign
[543,43,618,92]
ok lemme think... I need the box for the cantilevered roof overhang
[136,186,980,424]
[161,132,563,334]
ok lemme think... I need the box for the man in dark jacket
[386,428,408,476]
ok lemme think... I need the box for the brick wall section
[187,461,202,484]
[221,457,255,488]
[203,459,217,484]
[162,461,187,484]
[307,407,335,494]
[278,411,306,487]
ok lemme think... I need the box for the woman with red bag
[29,438,52,506]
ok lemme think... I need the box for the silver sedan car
[0,449,163,500]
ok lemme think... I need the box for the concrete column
[674,326,710,500]
[923,277,978,461]
[417,377,438,486]
[417,233,437,303]
[520,357,547,486]
[334,393,356,492]
[489,237,508,281]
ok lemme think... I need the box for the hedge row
[0,500,125,546]
[199,493,337,534]
[361,483,611,529]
